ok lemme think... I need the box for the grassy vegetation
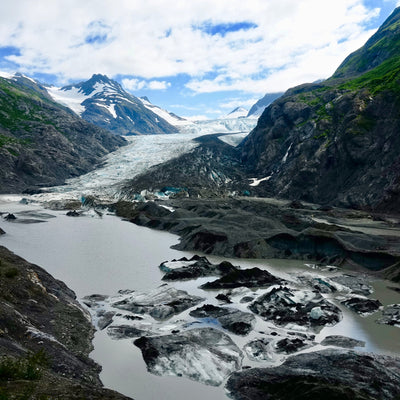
[0,78,61,134]
[339,55,400,96]
[0,351,48,382]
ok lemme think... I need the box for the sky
[0,0,399,119]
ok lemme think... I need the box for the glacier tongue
[32,118,256,202]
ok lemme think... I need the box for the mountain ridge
[48,74,179,136]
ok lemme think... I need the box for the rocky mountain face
[49,74,178,135]
[247,92,284,117]
[240,7,400,212]
[0,75,126,193]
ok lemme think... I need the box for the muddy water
[0,197,399,400]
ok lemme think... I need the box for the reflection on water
[0,197,399,400]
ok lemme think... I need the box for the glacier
[33,117,257,202]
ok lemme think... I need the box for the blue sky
[0,0,398,119]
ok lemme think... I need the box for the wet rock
[226,349,400,400]
[66,210,81,217]
[244,338,272,362]
[240,295,256,303]
[341,297,382,315]
[107,325,154,340]
[82,294,108,308]
[331,275,373,296]
[4,213,16,220]
[298,275,337,293]
[376,304,400,327]
[201,267,281,289]
[97,311,115,330]
[275,337,313,354]
[134,328,242,386]
[189,304,255,335]
[215,293,232,303]
[160,255,237,281]
[111,285,204,320]
[249,286,341,328]
[0,227,5,235]
[321,335,365,348]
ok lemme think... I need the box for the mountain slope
[139,96,190,127]
[333,7,400,79]
[0,75,126,193]
[247,92,284,117]
[48,74,178,135]
[240,7,400,211]
[224,107,248,119]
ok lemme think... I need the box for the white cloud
[219,97,259,110]
[147,80,171,90]
[122,78,170,91]
[0,0,393,95]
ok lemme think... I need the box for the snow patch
[47,86,88,115]
[282,142,293,163]
[249,176,272,186]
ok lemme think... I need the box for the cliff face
[0,76,126,194]
[240,8,400,211]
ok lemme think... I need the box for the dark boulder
[226,349,400,400]
[249,286,341,328]
[321,335,365,349]
[341,297,382,315]
[160,256,237,281]
[375,304,400,326]
[201,267,281,289]
[275,337,311,354]
[107,325,154,340]
[189,304,255,335]
[66,210,81,217]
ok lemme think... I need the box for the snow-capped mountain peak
[222,106,248,119]
[47,74,178,135]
